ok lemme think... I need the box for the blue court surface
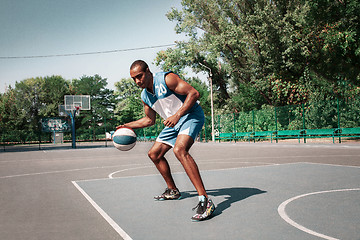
[73,162,360,240]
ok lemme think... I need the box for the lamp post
[199,63,215,142]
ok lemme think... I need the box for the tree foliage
[114,78,143,124]
[155,0,360,112]
[0,75,117,142]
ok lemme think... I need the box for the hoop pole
[71,109,78,149]
[199,63,215,142]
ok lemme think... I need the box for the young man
[117,60,215,221]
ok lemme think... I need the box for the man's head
[130,60,152,89]
[130,60,148,72]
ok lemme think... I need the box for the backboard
[64,95,90,111]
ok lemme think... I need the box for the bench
[215,132,235,142]
[214,127,360,143]
[304,128,340,143]
[253,131,276,142]
[338,127,360,142]
[215,132,253,142]
[235,132,252,142]
[276,130,306,143]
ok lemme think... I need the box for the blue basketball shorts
[156,107,205,147]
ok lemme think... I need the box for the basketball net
[74,106,81,116]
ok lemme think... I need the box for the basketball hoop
[72,106,81,118]
[62,95,91,149]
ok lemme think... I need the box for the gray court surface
[74,163,360,240]
[1,142,360,240]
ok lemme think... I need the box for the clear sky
[0,0,187,93]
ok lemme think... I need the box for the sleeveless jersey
[141,71,201,120]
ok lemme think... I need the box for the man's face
[130,66,149,89]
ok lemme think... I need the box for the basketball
[112,127,137,151]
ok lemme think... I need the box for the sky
[0,0,189,93]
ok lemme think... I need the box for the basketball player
[117,60,215,221]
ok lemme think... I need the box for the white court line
[0,163,145,179]
[301,161,360,169]
[71,181,133,240]
[2,152,359,164]
[0,153,145,163]
[108,165,153,178]
[108,161,278,179]
[278,188,360,240]
[75,163,358,239]
[0,158,276,180]
[88,162,308,182]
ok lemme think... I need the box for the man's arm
[163,73,200,128]
[116,102,156,129]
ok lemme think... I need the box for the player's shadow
[182,187,266,217]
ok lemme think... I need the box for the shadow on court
[182,187,267,216]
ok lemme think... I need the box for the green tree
[0,87,20,141]
[114,78,143,124]
[306,0,360,86]
[0,76,71,142]
[156,0,360,112]
[71,75,116,140]
[41,75,70,117]
[187,77,211,115]
[14,77,45,135]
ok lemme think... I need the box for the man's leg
[173,134,215,221]
[148,141,177,190]
[173,134,207,197]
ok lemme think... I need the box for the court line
[72,161,279,183]
[301,161,360,169]
[2,156,358,180]
[108,161,277,179]
[0,163,145,179]
[0,156,278,179]
[72,181,133,240]
[74,161,284,240]
[75,163,358,239]
[108,165,153,179]
[278,188,360,240]
[0,153,145,163]
[2,152,359,164]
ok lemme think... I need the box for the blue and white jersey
[141,71,201,120]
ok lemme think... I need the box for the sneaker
[191,196,215,221]
[154,188,182,201]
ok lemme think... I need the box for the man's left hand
[163,114,181,128]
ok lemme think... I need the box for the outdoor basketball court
[1,142,359,240]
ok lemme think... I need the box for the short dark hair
[130,60,149,72]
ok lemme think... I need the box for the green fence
[211,97,360,143]
[1,97,359,149]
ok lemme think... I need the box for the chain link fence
[1,97,359,150]
[207,97,360,143]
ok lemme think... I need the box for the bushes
[213,97,360,136]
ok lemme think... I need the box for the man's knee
[173,145,187,160]
[148,143,169,163]
[148,149,159,163]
